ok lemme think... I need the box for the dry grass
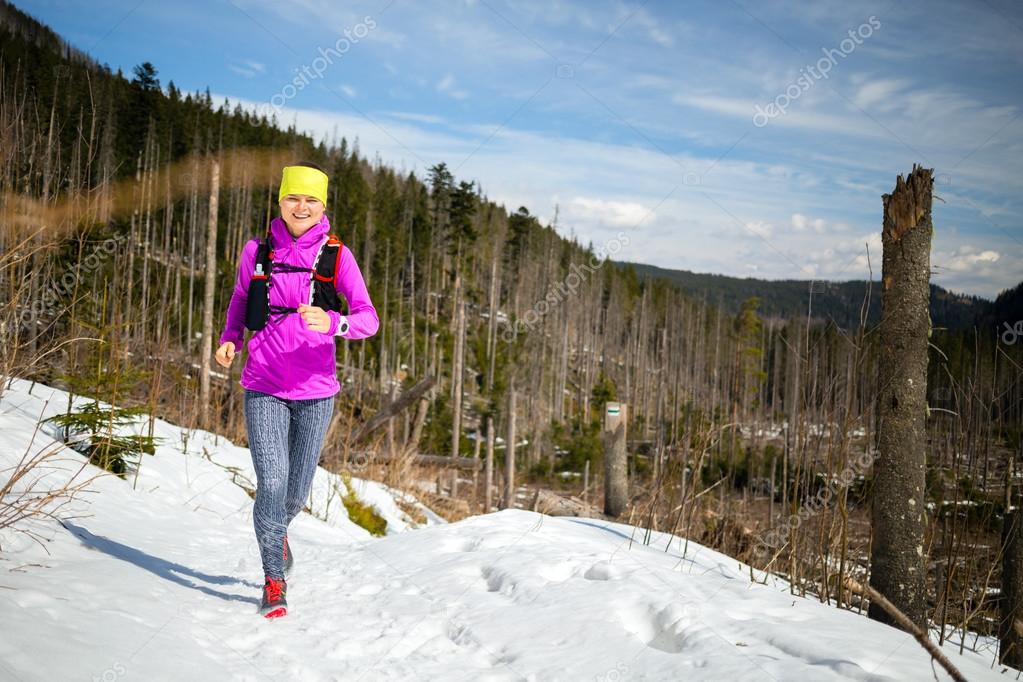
[0,404,103,551]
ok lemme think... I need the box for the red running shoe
[260,576,287,618]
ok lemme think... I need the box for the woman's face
[279,194,325,235]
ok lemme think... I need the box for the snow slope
[0,378,1015,681]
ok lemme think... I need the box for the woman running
[215,161,379,618]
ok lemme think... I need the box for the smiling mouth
[292,213,310,219]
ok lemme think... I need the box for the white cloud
[228,60,266,78]
[387,111,445,125]
[676,93,891,139]
[850,77,909,111]
[744,221,774,238]
[437,74,469,100]
[339,84,358,98]
[792,213,826,233]
[647,26,673,47]
[930,242,1019,294]
[240,0,407,48]
[853,232,884,267]
[936,245,1001,272]
[564,197,652,228]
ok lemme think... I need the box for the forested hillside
[616,261,994,331]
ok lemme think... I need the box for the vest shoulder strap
[255,237,272,273]
[313,234,344,288]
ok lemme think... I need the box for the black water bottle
[245,263,270,331]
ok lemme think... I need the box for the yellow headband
[279,165,329,206]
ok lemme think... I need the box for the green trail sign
[603,401,627,438]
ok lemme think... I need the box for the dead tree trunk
[604,422,628,517]
[405,397,429,455]
[198,158,220,428]
[485,414,495,513]
[1001,466,1023,669]
[504,380,516,510]
[451,285,465,459]
[869,165,933,631]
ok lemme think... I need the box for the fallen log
[351,375,436,443]
[350,450,482,471]
[844,577,966,682]
[531,489,598,518]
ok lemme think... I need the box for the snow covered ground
[0,378,1016,681]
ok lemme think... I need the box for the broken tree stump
[869,165,933,631]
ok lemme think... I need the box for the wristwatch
[335,315,350,336]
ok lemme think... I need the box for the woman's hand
[215,342,236,367]
[298,304,331,333]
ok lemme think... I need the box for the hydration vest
[244,230,345,332]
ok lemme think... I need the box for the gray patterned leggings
[244,389,335,579]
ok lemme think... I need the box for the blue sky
[20,0,1023,297]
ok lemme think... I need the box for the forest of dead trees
[1,2,1021,670]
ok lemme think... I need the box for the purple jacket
[219,214,379,400]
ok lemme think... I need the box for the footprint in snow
[446,620,478,648]
[618,601,702,653]
[583,560,625,581]
[444,536,482,553]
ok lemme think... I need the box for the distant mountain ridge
[613,260,1008,332]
